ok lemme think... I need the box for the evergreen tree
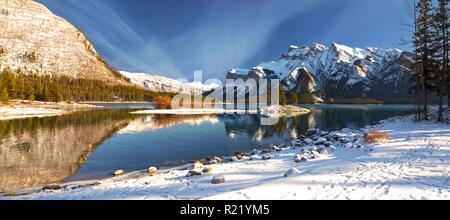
[291,91,299,106]
[0,88,10,104]
[431,0,450,121]
[25,81,35,101]
[414,0,435,120]
[279,85,286,106]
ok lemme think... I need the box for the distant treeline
[0,68,175,103]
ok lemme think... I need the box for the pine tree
[415,0,435,120]
[279,85,286,106]
[291,91,299,106]
[0,88,10,105]
[25,81,35,101]
[431,0,450,122]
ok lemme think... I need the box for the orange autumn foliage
[364,129,390,143]
[154,96,172,109]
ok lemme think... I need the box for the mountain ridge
[120,71,220,94]
[0,0,130,85]
[227,42,415,103]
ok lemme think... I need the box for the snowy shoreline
[0,101,101,120]
[2,113,449,200]
[131,105,311,117]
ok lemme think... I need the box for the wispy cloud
[38,0,408,80]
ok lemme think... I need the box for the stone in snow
[306,128,319,137]
[315,137,327,145]
[148,167,158,176]
[113,170,124,176]
[202,167,213,174]
[284,167,300,177]
[211,175,226,184]
[304,138,313,145]
[208,159,219,165]
[213,156,223,163]
[312,151,322,159]
[262,156,271,161]
[193,162,204,169]
[340,138,351,144]
[272,146,282,151]
[187,170,203,177]
[324,141,334,147]
[320,131,329,136]
[319,148,329,156]
[294,155,308,163]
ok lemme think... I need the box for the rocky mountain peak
[0,0,130,85]
[226,42,415,103]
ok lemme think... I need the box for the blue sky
[38,0,411,80]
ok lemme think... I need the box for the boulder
[318,148,329,156]
[231,156,240,161]
[272,146,282,152]
[202,167,213,174]
[340,138,351,144]
[304,138,313,145]
[294,155,308,163]
[147,167,158,176]
[207,159,219,165]
[261,149,273,154]
[320,131,329,136]
[284,167,300,177]
[193,162,204,169]
[214,157,223,163]
[211,175,226,184]
[186,170,203,177]
[306,128,319,137]
[324,141,334,147]
[262,156,271,160]
[315,138,327,145]
[312,151,321,159]
[113,170,124,176]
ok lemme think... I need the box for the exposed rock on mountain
[227,43,415,103]
[0,0,130,84]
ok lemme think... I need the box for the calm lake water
[0,104,415,192]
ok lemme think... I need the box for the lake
[0,104,415,192]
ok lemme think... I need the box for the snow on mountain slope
[0,0,130,85]
[120,71,219,94]
[227,43,414,103]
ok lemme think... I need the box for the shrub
[364,129,390,143]
[154,96,172,109]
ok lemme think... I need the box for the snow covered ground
[131,106,310,118]
[0,101,100,120]
[131,108,256,115]
[2,114,449,200]
[0,106,66,120]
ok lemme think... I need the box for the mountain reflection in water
[0,109,137,193]
[0,104,415,192]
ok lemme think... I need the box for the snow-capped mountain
[120,71,220,94]
[227,43,415,103]
[0,0,130,85]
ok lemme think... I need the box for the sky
[38,0,411,80]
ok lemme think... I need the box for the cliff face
[227,43,415,103]
[0,0,129,84]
